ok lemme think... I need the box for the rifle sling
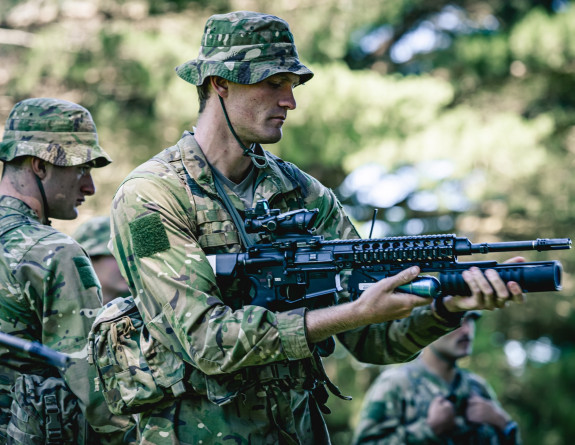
[208,166,256,250]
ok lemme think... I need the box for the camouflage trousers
[7,374,86,444]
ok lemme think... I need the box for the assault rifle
[208,200,571,311]
[0,331,70,369]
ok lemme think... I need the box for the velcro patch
[73,256,100,289]
[129,213,171,258]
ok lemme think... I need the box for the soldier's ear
[210,76,229,98]
[30,157,48,179]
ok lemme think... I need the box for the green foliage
[1,1,575,444]
[510,6,575,71]
[278,65,454,186]
[449,32,511,78]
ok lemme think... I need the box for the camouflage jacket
[110,131,459,444]
[352,359,521,445]
[0,196,135,444]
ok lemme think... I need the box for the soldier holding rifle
[109,11,530,444]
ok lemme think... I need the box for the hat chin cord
[33,173,52,226]
[218,95,269,169]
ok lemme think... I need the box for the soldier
[352,311,521,444]
[0,98,135,443]
[73,216,131,305]
[109,11,525,444]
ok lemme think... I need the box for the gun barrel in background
[0,331,70,369]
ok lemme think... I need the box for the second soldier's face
[432,317,476,360]
[225,73,299,145]
[43,163,96,220]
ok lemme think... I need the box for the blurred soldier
[109,11,524,444]
[353,311,521,444]
[0,98,135,444]
[73,216,131,305]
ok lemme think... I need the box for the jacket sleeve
[297,171,458,365]
[15,232,135,444]
[110,170,314,376]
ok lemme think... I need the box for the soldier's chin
[260,129,283,144]
[53,209,80,220]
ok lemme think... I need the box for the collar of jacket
[0,195,40,221]
[178,131,300,209]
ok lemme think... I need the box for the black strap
[33,174,52,226]
[210,167,256,249]
[218,95,269,169]
[44,393,64,444]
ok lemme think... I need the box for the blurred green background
[1,1,574,443]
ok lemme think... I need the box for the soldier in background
[0,98,135,443]
[73,216,131,305]
[353,311,521,444]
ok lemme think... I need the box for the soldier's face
[432,317,476,360]
[43,163,96,220]
[225,73,299,145]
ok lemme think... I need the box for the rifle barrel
[0,331,70,369]
[465,238,571,254]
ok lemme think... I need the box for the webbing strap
[209,169,256,249]
[44,393,63,444]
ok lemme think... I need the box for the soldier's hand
[466,394,511,430]
[354,266,432,325]
[442,257,526,313]
[427,396,456,435]
[306,266,432,343]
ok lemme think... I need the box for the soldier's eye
[78,166,92,177]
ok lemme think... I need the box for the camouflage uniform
[352,359,521,445]
[110,131,460,444]
[109,11,462,445]
[0,98,134,444]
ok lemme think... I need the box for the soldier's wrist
[502,420,518,437]
[431,296,464,326]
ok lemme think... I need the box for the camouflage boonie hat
[175,11,314,86]
[0,97,112,167]
[73,216,112,257]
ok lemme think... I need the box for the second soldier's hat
[0,98,111,167]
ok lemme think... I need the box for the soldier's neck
[422,347,458,384]
[194,117,253,184]
[0,172,45,221]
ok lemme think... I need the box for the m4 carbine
[209,200,571,312]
